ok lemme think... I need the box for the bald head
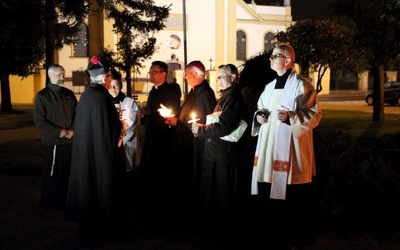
[48,64,65,86]
[275,43,295,66]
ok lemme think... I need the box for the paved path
[320,101,400,114]
[0,126,41,143]
[1,101,399,144]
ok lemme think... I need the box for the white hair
[48,64,64,75]
[191,66,205,77]
[90,74,105,84]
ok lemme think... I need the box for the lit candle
[158,103,175,118]
[119,101,123,119]
[188,112,200,123]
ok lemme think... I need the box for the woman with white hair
[191,64,247,239]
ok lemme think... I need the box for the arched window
[236,30,246,61]
[73,23,88,57]
[264,32,275,52]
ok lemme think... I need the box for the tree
[43,0,89,79]
[0,0,88,113]
[239,51,276,123]
[275,18,368,93]
[0,0,45,113]
[332,0,400,121]
[99,0,170,97]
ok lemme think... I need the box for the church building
[8,0,294,104]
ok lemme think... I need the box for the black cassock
[66,83,125,238]
[173,80,217,221]
[196,84,247,236]
[139,82,181,218]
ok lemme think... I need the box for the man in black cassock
[65,55,125,239]
[165,61,217,224]
[139,61,181,221]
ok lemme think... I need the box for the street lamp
[182,0,188,97]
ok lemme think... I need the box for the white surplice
[251,71,322,196]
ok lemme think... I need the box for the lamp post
[182,0,188,97]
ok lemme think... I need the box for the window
[73,23,88,57]
[236,30,246,61]
[264,32,275,52]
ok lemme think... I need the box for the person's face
[184,68,197,88]
[217,69,232,91]
[149,65,166,86]
[49,69,65,86]
[103,71,113,89]
[108,79,120,97]
[270,48,290,75]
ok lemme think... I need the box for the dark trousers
[41,144,72,210]
[253,182,316,249]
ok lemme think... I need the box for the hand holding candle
[158,103,175,128]
[118,101,123,120]
[276,105,289,123]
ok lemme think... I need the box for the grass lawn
[1,105,400,248]
[316,110,400,138]
[1,107,399,175]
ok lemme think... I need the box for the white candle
[188,112,200,123]
[119,101,123,119]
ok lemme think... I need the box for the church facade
[7,0,294,104]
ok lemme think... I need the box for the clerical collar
[192,80,206,92]
[220,84,234,94]
[112,92,126,105]
[275,68,292,89]
[154,82,165,89]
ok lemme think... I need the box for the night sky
[243,0,335,21]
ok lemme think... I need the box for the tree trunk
[125,67,132,97]
[372,65,385,122]
[44,0,56,85]
[0,72,13,113]
[316,64,328,94]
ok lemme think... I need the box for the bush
[315,130,400,240]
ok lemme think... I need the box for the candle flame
[158,103,174,118]
[188,112,199,123]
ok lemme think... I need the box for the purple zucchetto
[87,55,105,77]
[187,60,206,74]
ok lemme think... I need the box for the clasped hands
[60,129,74,139]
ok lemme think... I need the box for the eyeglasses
[217,74,227,80]
[149,70,165,75]
[270,53,288,60]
